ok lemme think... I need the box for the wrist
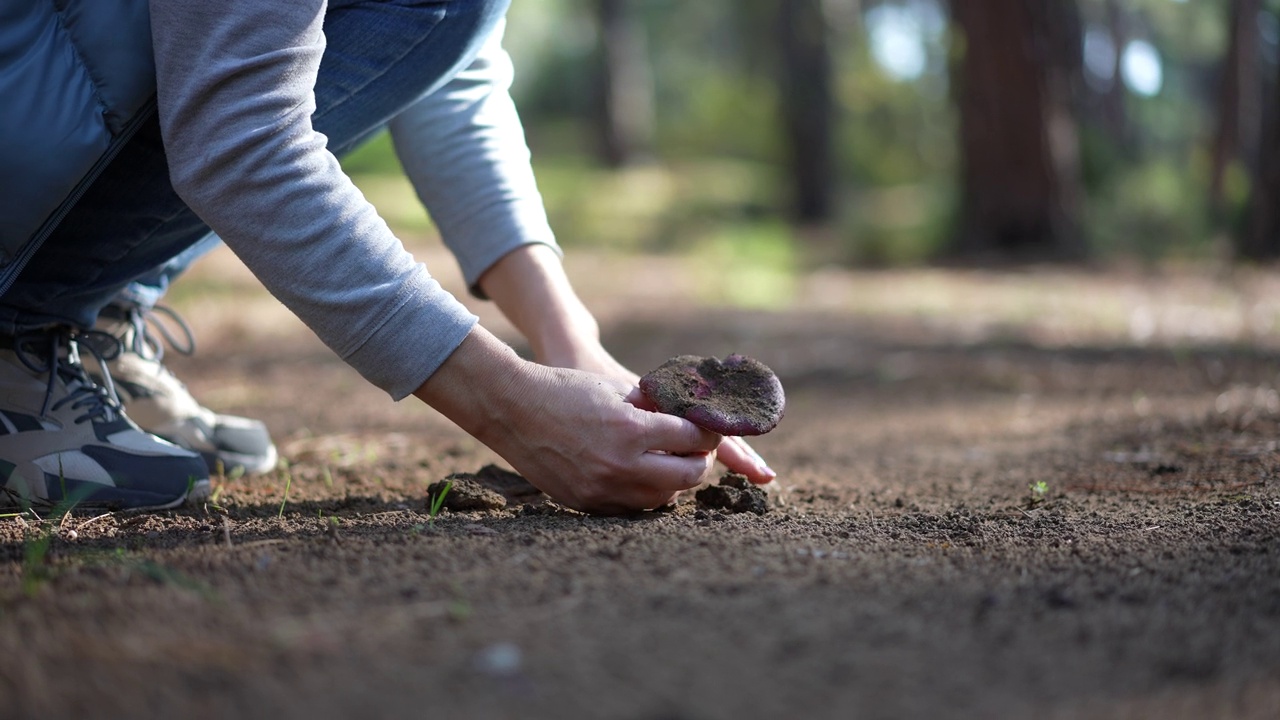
[412,326,532,444]
[477,245,605,364]
[531,309,603,366]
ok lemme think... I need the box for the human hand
[415,329,720,514]
[476,245,777,486]
[622,385,776,485]
[551,344,778,486]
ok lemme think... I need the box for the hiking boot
[95,304,278,476]
[0,327,210,510]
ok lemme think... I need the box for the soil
[2,247,1280,719]
[695,473,770,515]
[426,466,542,513]
[640,354,785,435]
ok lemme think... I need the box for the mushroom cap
[639,354,785,436]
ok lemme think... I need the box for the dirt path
[2,249,1279,719]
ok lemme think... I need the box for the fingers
[618,390,774,482]
[717,436,777,484]
[576,489,680,516]
[624,385,658,411]
[565,452,709,515]
[635,448,715,491]
[637,408,721,455]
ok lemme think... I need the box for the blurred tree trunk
[1241,35,1280,260]
[948,0,1087,262]
[1100,0,1129,147]
[592,0,654,168]
[777,0,835,224]
[1211,0,1262,222]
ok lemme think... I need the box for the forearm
[476,245,606,368]
[151,0,477,398]
[412,325,528,444]
[388,19,560,295]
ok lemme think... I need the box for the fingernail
[759,464,776,480]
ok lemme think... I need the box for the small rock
[474,642,523,677]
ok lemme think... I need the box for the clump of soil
[695,472,769,515]
[639,354,785,436]
[426,477,506,512]
[469,464,545,505]
[425,464,546,513]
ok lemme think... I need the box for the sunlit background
[343,0,1280,294]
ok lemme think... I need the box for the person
[0,0,775,515]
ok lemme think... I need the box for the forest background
[342,0,1280,301]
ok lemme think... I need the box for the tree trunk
[1241,36,1280,260]
[777,0,835,224]
[1211,0,1262,221]
[592,0,654,168]
[948,0,1087,262]
[1100,0,1129,147]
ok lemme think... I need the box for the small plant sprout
[22,476,94,596]
[428,480,453,519]
[277,459,294,518]
[1028,480,1049,505]
[22,524,55,597]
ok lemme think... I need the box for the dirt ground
[2,245,1280,719]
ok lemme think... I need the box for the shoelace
[13,328,126,424]
[118,304,196,363]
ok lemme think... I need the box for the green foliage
[19,482,97,596]
[1088,160,1215,262]
[347,0,1256,267]
[1028,480,1050,508]
[844,184,954,266]
[22,523,54,597]
[838,29,954,189]
[277,459,293,519]
[690,221,798,308]
[339,130,404,176]
[428,480,453,520]
[533,157,780,252]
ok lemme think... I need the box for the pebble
[474,642,522,677]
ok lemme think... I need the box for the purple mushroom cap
[639,354,785,436]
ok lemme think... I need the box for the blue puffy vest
[0,0,156,296]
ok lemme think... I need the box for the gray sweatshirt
[149,2,558,400]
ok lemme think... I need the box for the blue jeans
[0,0,508,332]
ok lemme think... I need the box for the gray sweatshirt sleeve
[388,20,561,298]
[149,0,477,400]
